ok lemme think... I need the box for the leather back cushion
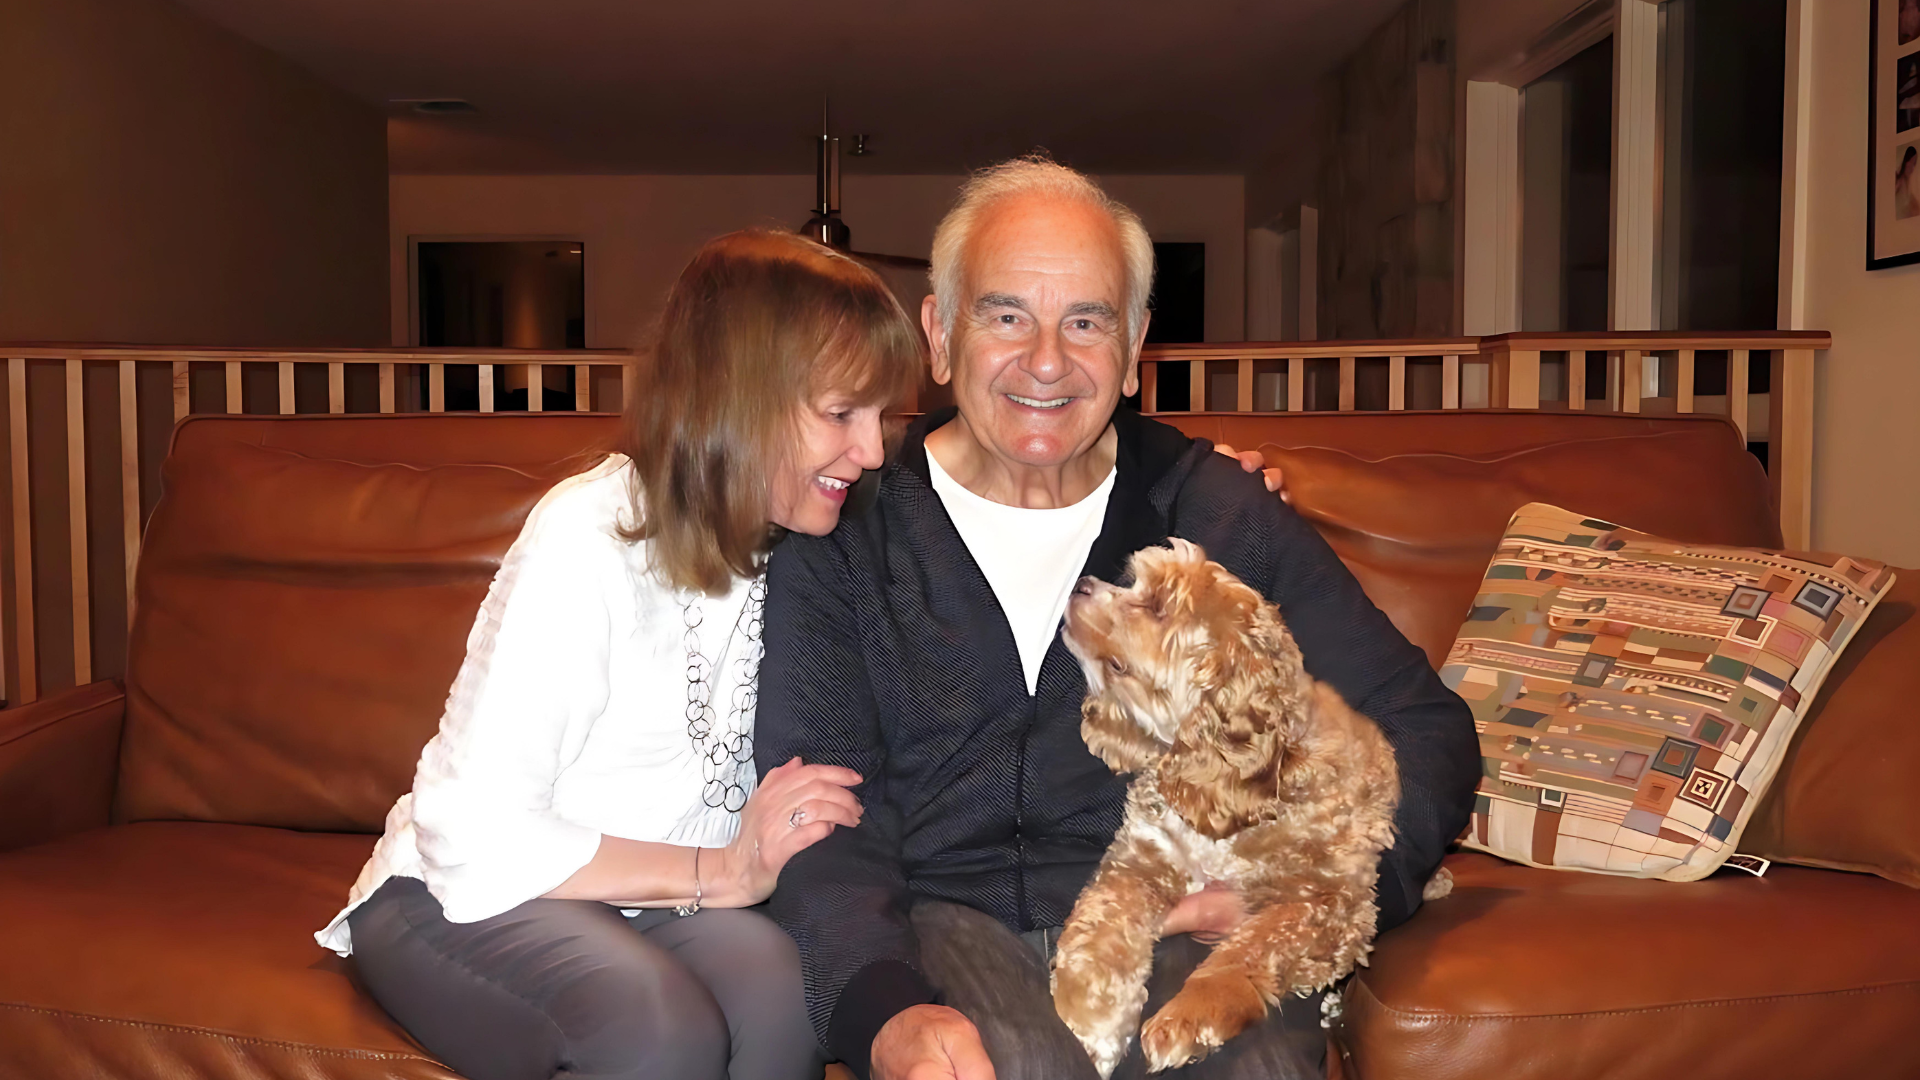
[117,413,620,831]
[1168,411,1783,666]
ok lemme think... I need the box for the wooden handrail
[0,331,1827,706]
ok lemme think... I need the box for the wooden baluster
[1772,349,1815,549]
[172,359,189,421]
[1287,357,1304,412]
[621,362,635,413]
[429,364,446,413]
[1442,355,1461,409]
[479,364,494,413]
[1140,360,1158,413]
[1338,356,1356,411]
[1504,349,1541,410]
[527,363,543,412]
[1676,349,1695,413]
[8,358,35,702]
[379,363,396,413]
[225,361,243,414]
[1567,350,1587,410]
[1729,349,1751,440]
[1236,358,1254,412]
[278,361,295,414]
[65,359,90,685]
[1388,355,1406,410]
[328,362,345,414]
[118,361,139,625]
[576,364,591,412]
[1189,359,1207,413]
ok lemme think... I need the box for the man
[757,158,1478,1080]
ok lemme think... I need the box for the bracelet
[674,847,703,917]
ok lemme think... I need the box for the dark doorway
[1143,242,1206,410]
[416,240,586,411]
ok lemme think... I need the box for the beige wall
[388,174,1247,348]
[1801,0,1920,566]
[0,0,388,700]
[0,0,389,346]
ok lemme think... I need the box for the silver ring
[788,808,807,829]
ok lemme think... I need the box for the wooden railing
[0,331,1825,706]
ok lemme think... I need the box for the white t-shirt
[926,452,1116,694]
[316,454,762,954]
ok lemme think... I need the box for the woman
[316,229,922,1080]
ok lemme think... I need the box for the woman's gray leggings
[348,876,825,1080]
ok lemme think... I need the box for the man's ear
[1121,311,1150,397]
[922,295,953,387]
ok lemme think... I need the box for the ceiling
[171,0,1401,175]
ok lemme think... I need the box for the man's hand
[871,1004,997,1080]
[1214,444,1289,503]
[1161,883,1247,945]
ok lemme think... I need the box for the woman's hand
[1214,443,1290,503]
[1161,882,1246,945]
[709,757,863,907]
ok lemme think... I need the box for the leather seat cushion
[1340,852,1920,1080]
[0,822,454,1080]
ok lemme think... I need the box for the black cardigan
[756,408,1478,1077]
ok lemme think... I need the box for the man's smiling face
[929,192,1144,472]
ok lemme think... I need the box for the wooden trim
[1236,358,1254,412]
[328,363,345,414]
[1140,360,1158,412]
[65,359,90,686]
[1189,361,1207,413]
[172,360,189,422]
[1611,0,1661,331]
[1337,356,1356,411]
[1568,349,1588,410]
[1676,349,1696,413]
[527,363,543,412]
[379,363,396,414]
[118,361,139,626]
[429,365,445,413]
[1442,355,1461,409]
[278,361,295,415]
[479,364,494,413]
[1504,349,1542,409]
[8,358,35,702]
[1463,81,1522,334]
[1729,349,1751,440]
[1388,355,1406,410]
[1771,349,1815,549]
[575,364,591,412]
[621,363,634,413]
[1473,330,1830,350]
[224,361,242,414]
[1287,357,1304,412]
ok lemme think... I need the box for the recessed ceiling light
[391,99,477,115]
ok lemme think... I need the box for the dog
[1051,539,1407,1076]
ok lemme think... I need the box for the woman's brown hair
[620,229,922,594]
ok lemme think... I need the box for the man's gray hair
[928,155,1156,339]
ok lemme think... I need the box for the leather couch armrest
[0,680,124,852]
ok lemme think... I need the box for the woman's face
[769,393,887,536]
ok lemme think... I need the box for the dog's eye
[1106,657,1129,677]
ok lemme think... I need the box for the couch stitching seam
[1360,978,1920,1025]
[0,1001,438,1062]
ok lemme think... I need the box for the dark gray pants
[911,900,1322,1080]
[348,876,824,1080]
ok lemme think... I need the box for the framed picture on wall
[1869,0,1920,268]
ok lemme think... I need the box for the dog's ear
[1080,694,1163,774]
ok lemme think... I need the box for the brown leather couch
[1,409,1913,1079]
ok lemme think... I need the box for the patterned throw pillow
[1444,503,1897,881]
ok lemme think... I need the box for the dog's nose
[1072,576,1097,597]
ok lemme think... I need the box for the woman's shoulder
[514,453,641,556]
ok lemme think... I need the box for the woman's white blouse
[317,454,762,955]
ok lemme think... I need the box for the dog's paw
[1423,866,1454,901]
[1139,969,1268,1073]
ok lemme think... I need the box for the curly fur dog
[1051,539,1406,1076]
